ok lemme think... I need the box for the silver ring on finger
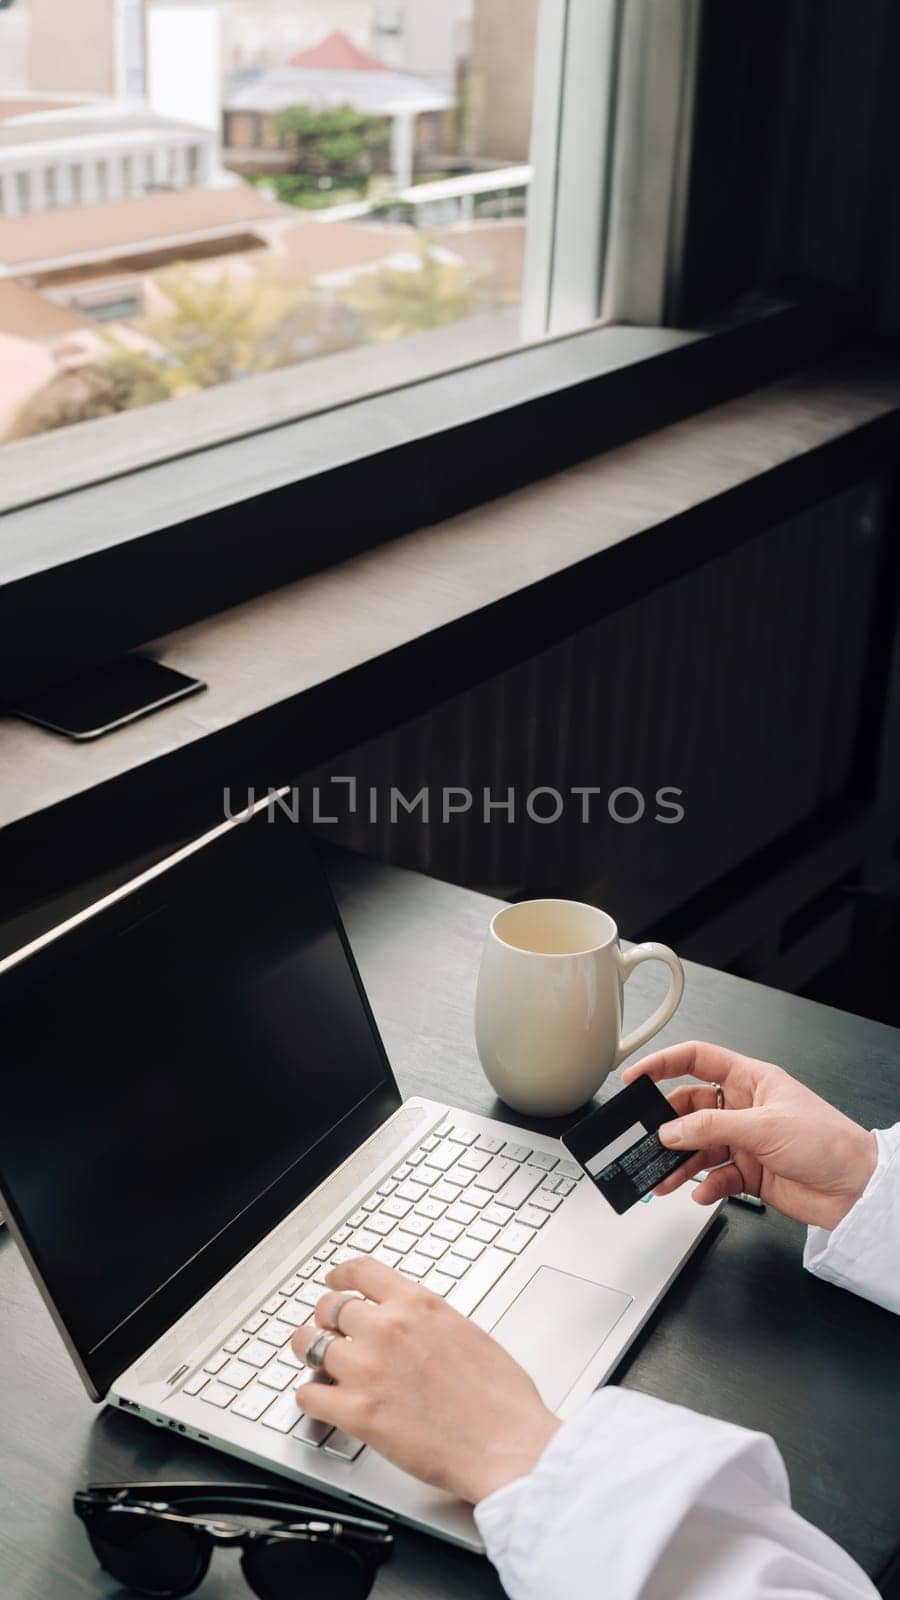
[328,1290,364,1334]
[305,1330,339,1371]
[711,1082,724,1110]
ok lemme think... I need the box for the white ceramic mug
[474,898,684,1116]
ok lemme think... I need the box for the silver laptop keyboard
[181,1116,583,1462]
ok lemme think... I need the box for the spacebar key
[447,1248,511,1317]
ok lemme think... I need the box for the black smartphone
[10,657,206,741]
[562,1076,694,1214]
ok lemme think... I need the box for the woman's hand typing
[291,1257,560,1504]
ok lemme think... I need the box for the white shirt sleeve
[803,1124,900,1313]
[475,1125,897,1598]
[474,1388,878,1600]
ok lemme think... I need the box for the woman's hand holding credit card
[576,1040,879,1229]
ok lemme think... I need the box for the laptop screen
[0,812,401,1396]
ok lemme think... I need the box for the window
[5,0,852,723]
[74,289,144,324]
[0,1,714,539]
[0,0,556,473]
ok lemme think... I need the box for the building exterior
[223,31,453,189]
[0,0,526,441]
[0,1,30,93]
[0,182,441,333]
[0,179,486,438]
[0,181,293,283]
[371,0,472,91]
[27,0,118,97]
[0,278,149,434]
[145,2,221,133]
[6,0,146,100]
[212,0,471,88]
[218,0,374,73]
[373,165,529,228]
[467,0,538,165]
[0,98,219,216]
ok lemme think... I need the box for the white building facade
[0,101,217,217]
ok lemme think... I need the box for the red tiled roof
[288,30,389,73]
[0,279,92,338]
[275,218,417,276]
[0,185,292,270]
[0,97,88,121]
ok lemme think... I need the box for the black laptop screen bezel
[0,813,402,1398]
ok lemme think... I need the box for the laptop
[0,802,719,1551]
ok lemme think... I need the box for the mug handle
[614,942,685,1066]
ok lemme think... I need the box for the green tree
[273,103,389,185]
[9,250,478,440]
[347,244,474,341]
[8,358,168,439]
[9,266,350,440]
[126,266,333,390]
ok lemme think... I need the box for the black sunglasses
[74,1482,393,1599]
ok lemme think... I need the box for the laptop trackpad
[490,1268,632,1410]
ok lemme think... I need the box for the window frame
[0,0,849,705]
[2,0,655,515]
[0,301,845,705]
[1,330,894,945]
[522,0,622,338]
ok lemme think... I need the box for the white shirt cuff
[804,1125,900,1314]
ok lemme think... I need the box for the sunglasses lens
[86,1510,209,1598]
[243,1535,373,1600]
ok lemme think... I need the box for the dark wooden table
[1,851,899,1600]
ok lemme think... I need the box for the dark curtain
[675,0,900,336]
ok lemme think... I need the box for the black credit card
[562,1077,694,1214]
